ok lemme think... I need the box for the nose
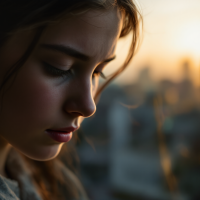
[63,78,96,118]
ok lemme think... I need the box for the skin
[0,8,123,178]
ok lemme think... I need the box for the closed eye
[42,61,71,78]
[93,71,106,79]
[42,61,107,80]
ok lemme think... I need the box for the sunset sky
[106,0,200,86]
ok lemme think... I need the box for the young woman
[0,0,142,199]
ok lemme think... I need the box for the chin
[17,143,63,161]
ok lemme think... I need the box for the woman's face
[0,8,122,160]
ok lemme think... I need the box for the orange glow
[173,20,200,60]
[108,0,200,86]
[165,88,179,105]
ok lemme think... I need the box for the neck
[0,136,11,178]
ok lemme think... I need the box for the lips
[47,126,78,133]
[45,126,79,143]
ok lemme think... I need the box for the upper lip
[47,126,79,133]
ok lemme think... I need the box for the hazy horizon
[104,0,200,87]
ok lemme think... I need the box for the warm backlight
[174,20,200,59]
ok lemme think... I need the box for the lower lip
[45,130,72,143]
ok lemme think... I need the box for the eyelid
[42,61,72,78]
[42,60,107,80]
[101,56,116,64]
[42,61,65,70]
[95,63,108,79]
[93,70,107,79]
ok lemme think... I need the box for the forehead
[39,7,123,61]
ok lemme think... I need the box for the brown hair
[0,0,142,199]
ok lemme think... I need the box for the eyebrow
[40,44,116,63]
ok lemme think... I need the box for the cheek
[20,82,56,121]
[1,65,61,129]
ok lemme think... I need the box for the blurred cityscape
[74,61,200,200]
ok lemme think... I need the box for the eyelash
[42,62,71,78]
[42,62,106,79]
